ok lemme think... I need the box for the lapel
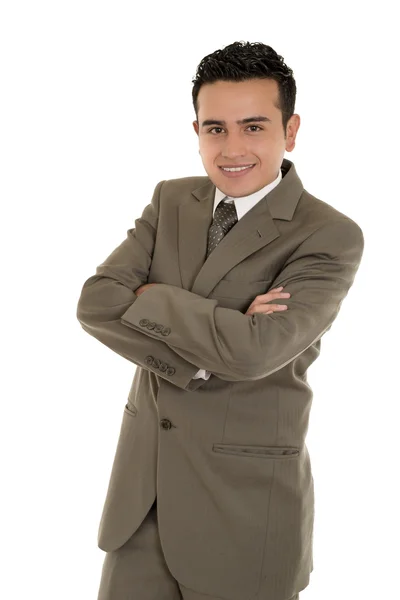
[178,158,304,299]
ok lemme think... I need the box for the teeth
[222,165,253,172]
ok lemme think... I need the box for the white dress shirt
[193,167,283,380]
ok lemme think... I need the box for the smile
[219,164,255,178]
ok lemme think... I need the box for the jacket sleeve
[76,179,208,392]
[120,218,365,380]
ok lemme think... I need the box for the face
[192,78,300,198]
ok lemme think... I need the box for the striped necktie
[206,198,238,258]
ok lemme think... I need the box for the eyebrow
[201,115,272,128]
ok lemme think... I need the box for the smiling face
[193,78,300,198]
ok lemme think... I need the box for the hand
[134,283,158,296]
[245,286,291,316]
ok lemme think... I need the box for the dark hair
[191,41,296,138]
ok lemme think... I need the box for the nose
[221,133,248,159]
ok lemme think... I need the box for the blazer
[76,157,365,600]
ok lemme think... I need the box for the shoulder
[298,189,364,238]
[152,175,211,209]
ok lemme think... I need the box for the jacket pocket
[124,401,138,417]
[212,443,299,459]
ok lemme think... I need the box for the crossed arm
[77,180,364,388]
[120,218,364,380]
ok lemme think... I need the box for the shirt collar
[213,168,282,220]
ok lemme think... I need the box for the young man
[77,41,364,600]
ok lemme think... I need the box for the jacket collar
[178,157,304,298]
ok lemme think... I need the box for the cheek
[256,146,274,163]
[198,140,212,154]
[200,148,219,164]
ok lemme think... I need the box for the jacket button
[154,324,163,333]
[139,319,149,327]
[147,321,156,330]
[159,362,167,372]
[161,327,171,336]
[160,419,172,430]
[145,355,154,365]
[166,367,175,376]
[153,358,161,369]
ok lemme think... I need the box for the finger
[252,304,288,314]
[247,308,274,316]
[256,291,290,301]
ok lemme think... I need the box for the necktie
[206,198,238,258]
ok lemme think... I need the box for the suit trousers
[97,498,300,600]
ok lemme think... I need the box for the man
[77,41,364,600]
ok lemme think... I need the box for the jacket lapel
[178,158,304,299]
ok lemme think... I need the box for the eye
[208,125,263,134]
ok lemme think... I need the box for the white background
[1,1,398,599]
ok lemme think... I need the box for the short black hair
[192,41,296,138]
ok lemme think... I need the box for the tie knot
[214,198,237,230]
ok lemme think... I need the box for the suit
[76,157,364,600]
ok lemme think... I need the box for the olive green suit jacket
[76,158,364,600]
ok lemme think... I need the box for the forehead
[197,78,279,119]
